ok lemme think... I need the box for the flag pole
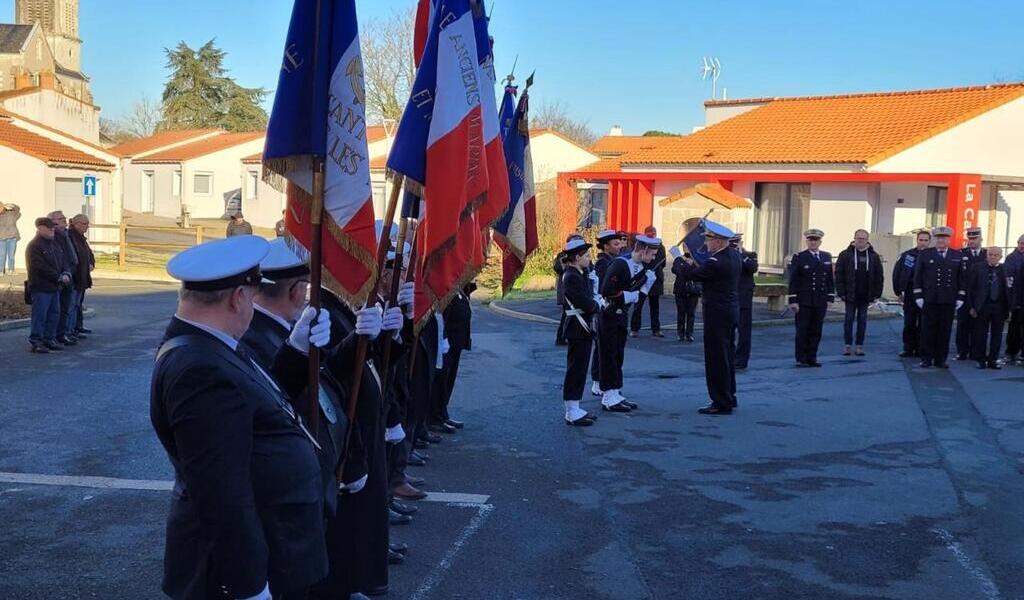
[306,158,325,439]
[376,215,411,402]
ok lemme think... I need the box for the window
[926,186,947,229]
[753,183,810,268]
[246,171,259,200]
[172,171,181,197]
[575,185,608,229]
[194,173,213,195]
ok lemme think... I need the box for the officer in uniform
[151,235,334,600]
[598,234,657,412]
[956,227,988,360]
[892,229,932,357]
[559,238,600,426]
[966,246,1009,369]
[913,226,966,368]
[731,233,758,369]
[590,229,627,398]
[788,229,835,367]
[671,221,741,415]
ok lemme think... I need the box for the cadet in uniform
[892,229,931,357]
[590,230,626,397]
[788,229,835,367]
[554,234,585,346]
[671,221,741,415]
[151,235,334,600]
[559,238,600,426]
[956,227,988,360]
[913,226,966,368]
[732,234,758,369]
[598,234,657,412]
[629,226,666,338]
[967,246,1009,369]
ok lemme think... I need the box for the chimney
[39,71,56,90]
[608,125,624,137]
[15,72,33,90]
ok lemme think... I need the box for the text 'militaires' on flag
[263,0,377,308]
[388,0,490,329]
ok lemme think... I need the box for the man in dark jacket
[630,225,666,337]
[431,282,475,432]
[732,234,758,368]
[956,227,988,360]
[25,217,69,353]
[788,229,835,367]
[671,252,702,342]
[967,247,1009,369]
[892,230,931,357]
[69,214,95,336]
[835,229,884,356]
[1003,234,1024,364]
[913,226,967,368]
[47,210,80,345]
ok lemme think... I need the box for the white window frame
[193,172,214,196]
[173,170,182,197]
[247,170,260,200]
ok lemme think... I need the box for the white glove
[238,583,270,600]
[589,271,600,295]
[669,246,682,260]
[340,474,368,494]
[588,271,599,285]
[623,290,639,304]
[597,296,609,310]
[641,270,655,294]
[385,424,406,443]
[915,299,924,309]
[355,306,383,339]
[440,337,451,355]
[398,281,415,316]
[288,307,331,354]
[382,305,403,331]
[955,300,964,310]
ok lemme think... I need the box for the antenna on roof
[700,56,723,100]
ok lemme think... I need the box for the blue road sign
[83,175,97,197]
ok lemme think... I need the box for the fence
[89,223,207,271]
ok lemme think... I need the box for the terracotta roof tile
[242,152,262,164]
[2,107,113,156]
[370,155,387,171]
[0,120,115,169]
[590,135,683,157]
[111,129,223,158]
[133,131,265,164]
[575,158,622,174]
[626,83,1024,167]
[367,125,389,143]
[659,183,750,210]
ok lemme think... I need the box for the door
[54,178,84,218]
[142,171,155,213]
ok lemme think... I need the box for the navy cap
[634,234,662,248]
[596,229,621,243]
[704,220,735,240]
[168,235,269,291]
[564,238,592,254]
[260,238,310,281]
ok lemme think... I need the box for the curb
[0,308,96,332]
[487,301,898,331]
[92,271,177,284]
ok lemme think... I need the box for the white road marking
[421,492,490,504]
[409,503,494,600]
[931,528,1001,600]
[0,472,173,491]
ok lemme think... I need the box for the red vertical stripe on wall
[637,180,654,230]
[945,173,982,249]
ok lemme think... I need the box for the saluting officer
[151,235,333,600]
[731,233,758,369]
[590,229,627,398]
[913,226,967,368]
[559,238,601,426]
[892,229,932,357]
[788,229,835,367]
[598,234,658,412]
[671,221,742,415]
[956,227,988,360]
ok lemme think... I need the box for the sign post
[83,175,97,221]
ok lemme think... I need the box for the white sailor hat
[932,226,953,237]
[596,229,622,243]
[704,220,736,240]
[167,235,270,291]
[563,238,592,254]
[634,234,662,248]
[260,238,310,281]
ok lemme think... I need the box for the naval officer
[914,226,967,368]
[788,229,835,367]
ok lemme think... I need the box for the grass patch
[0,285,30,320]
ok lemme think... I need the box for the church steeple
[16,0,81,73]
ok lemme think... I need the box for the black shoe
[565,415,596,426]
[698,405,733,415]
[30,343,50,354]
[423,432,442,444]
[936,362,950,369]
[77,327,93,334]
[620,400,638,410]
[365,585,389,597]
[652,330,664,338]
[444,418,465,429]
[807,361,823,368]
[919,360,933,368]
[407,453,427,467]
[988,362,1003,370]
[411,450,430,462]
[795,361,810,368]
[390,499,418,516]
[388,549,405,565]
[899,350,916,358]
[44,340,64,351]
[685,335,695,342]
[955,354,969,361]
[629,331,639,338]
[389,509,412,526]
[602,402,631,413]
[735,363,748,370]
[390,542,409,555]
[405,475,426,487]
[413,438,430,450]
[58,335,77,346]
[976,362,988,370]
[430,422,457,434]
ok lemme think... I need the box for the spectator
[275,210,287,237]
[227,212,254,237]
[0,202,21,274]
[835,229,884,356]
[47,211,80,345]
[69,214,96,336]
[672,251,702,342]
[1005,234,1024,365]
[26,217,68,353]
[967,247,1009,369]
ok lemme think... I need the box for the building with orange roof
[558,83,1024,270]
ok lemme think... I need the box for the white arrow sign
[83,175,97,197]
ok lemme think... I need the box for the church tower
[16,0,81,74]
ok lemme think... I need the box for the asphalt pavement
[1,281,1022,599]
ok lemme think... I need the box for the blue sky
[3,0,1023,136]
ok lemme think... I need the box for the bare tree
[531,100,597,147]
[361,8,416,124]
[116,96,163,139]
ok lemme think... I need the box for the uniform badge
[318,388,338,424]
[803,265,810,269]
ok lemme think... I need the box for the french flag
[388,0,490,327]
[470,2,510,237]
[494,83,538,295]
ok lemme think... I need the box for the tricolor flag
[263,0,377,307]
[498,82,517,140]
[388,0,490,328]
[494,81,538,295]
[413,0,434,68]
[682,220,712,266]
[470,1,510,234]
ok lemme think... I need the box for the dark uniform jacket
[444,283,474,352]
[966,262,1009,313]
[673,248,741,317]
[26,235,65,293]
[643,244,666,296]
[671,255,703,297]
[963,246,988,271]
[553,254,566,306]
[561,267,598,340]
[151,318,327,600]
[1006,249,1024,308]
[600,256,645,323]
[913,248,967,305]
[892,248,922,297]
[593,252,615,284]
[835,243,884,302]
[68,227,95,290]
[788,249,835,307]
[739,250,759,304]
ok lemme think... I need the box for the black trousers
[921,303,955,363]
[956,304,975,357]
[590,314,602,384]
[599,315,627,391]
[675,294,699,338]
[736,301,753,366]
[1006,308,1024,357]
[563,336,593,400]
[630,292,662,332]
[972,305,1006,363]
[431,346,463,424]
[703,308,738,409]
[555,310,567,344]
[901,294,922,353]
[794,305,827,363]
